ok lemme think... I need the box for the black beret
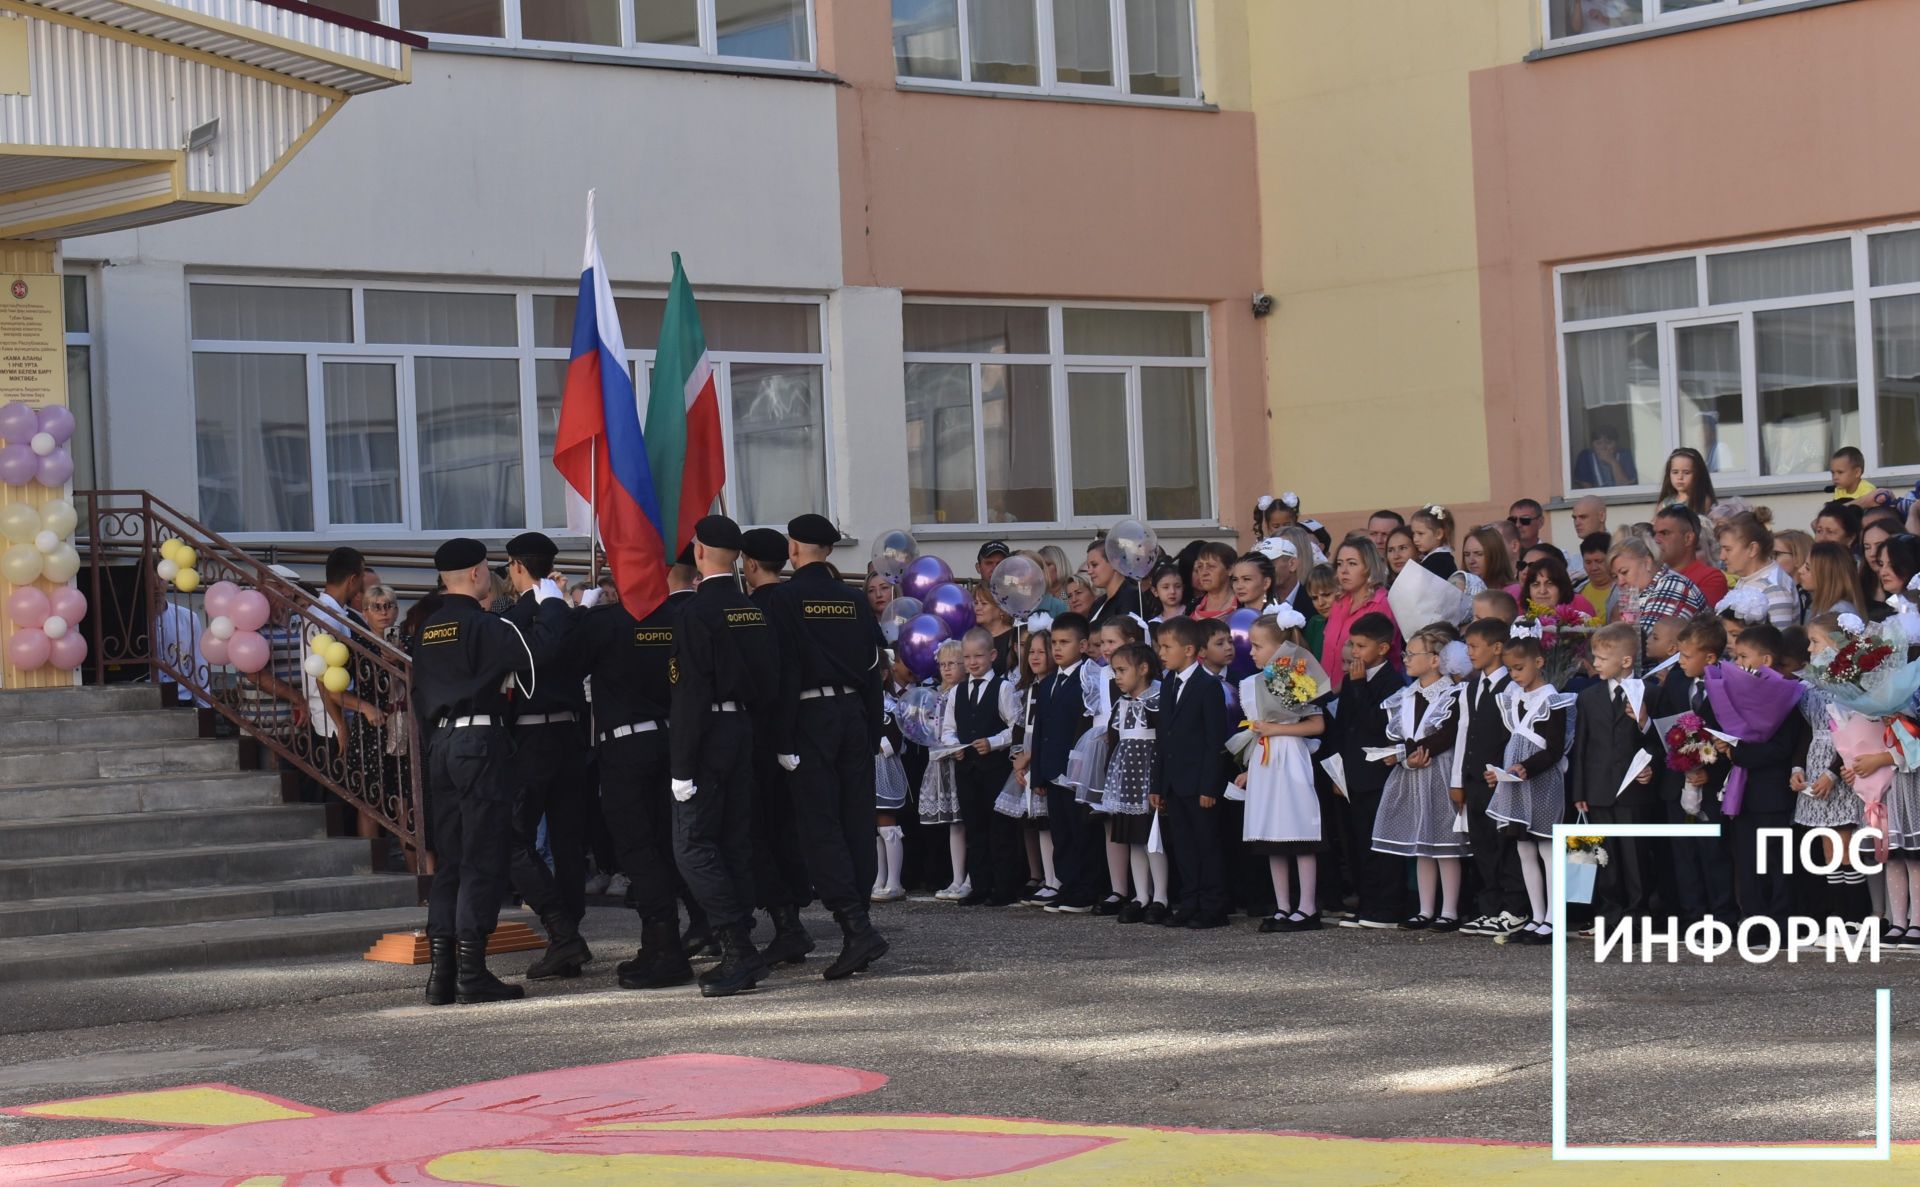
[505,531,559,560]
[675,542,695,567]
[787,513,842,548]
[434,537,488,572]
[694,514,744,551]
[740,528,789,567]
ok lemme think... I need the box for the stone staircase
[0,685,422,982]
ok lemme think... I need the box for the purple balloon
[899,554,955,603]
[924,582,976,638]
[36,447,72,487]
[0,443,34,486]
[0,402,35,444]
[1226,608,1260,681]
[35,405,75,445]
[897,612,952,680]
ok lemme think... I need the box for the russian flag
[553,191,669,618]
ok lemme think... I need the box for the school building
[62,0,1267,571]
[1251,0,1916,545]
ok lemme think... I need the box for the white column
[94,260,197,513]
[825,286,908,554]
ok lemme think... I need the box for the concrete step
[0,804,326,859]
[0,772,283,821]
[0,838,368,899]
[0,905,433,984]
[0,737,238,788]
[0,685,159,718]
[0,710,200,751]
[0,873,419,938]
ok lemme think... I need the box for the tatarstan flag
[646,252,725,554]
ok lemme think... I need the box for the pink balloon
[47,632,85,671]
[7,627,49,670]
[35,448,72,487]
[6,586,49,628]
[203,580,240,620]
[230,590,271,633]
[35,405,75,446]
[200,630,230,667]
[0,444,34,486]
[228,629,269,674]
[47,585,85,623]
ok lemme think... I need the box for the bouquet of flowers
[1528,602,1600,686]
[1662,712,1718,774]
[1805,613,1920,717]
[1228,644,1329,770]
[1703,660,1805,817]
[1564,831,1608,904]
[1565,835,1610,866]
[1265,654,1320,713]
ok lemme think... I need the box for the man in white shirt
[300,548,385,796]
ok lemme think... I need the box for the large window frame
[892,0,1202,106]
[189,276,831,540]
[1554,220,1920,499]
[1540,0,1837,51]
[62,272,100,493]
[902,299,1214,532]
[343,0,817,68]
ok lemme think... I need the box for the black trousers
[672,713,757,929]
[1348,788,1411,922]
[597,727,681,925]
[1666,798,1736,922]
[425,726,516,942]
[1165,795,1226,917]
[1467,781,1527,920]
[790,696,878,913]
[1582,801,1649,923]
[954,750,1017,898]
[751,746,814,911]
[1731,808,1794,925]
[509,720,589,924]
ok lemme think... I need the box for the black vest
[1460,673,1512,778]
[953,674,1006,744]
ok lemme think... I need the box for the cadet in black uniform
[576,558,699,990]
[500,531,593,980]
[778,513,890,980]
[740,527,816,967]
[410,538,569,1005]
[670,515,781,997]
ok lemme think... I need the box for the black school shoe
[1282,911,1323,932]
[1398,914,1433,931]
[1167,908,1196,928]
[1185,913,1229,930]
[1143,902,1171,926]
[1258,912,1291,933]
[1116,900,1146,924]
[1429,916,1463,933]
[1094,894,1126,917]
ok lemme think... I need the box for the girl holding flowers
[1230,609,1330,933]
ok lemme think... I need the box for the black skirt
[1107,811,1154,845]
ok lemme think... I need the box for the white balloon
[32,529,58,555]
[41,615,67,640]
[302,653,328,678]
[156,557,179,582]
[209,615,236,641]
[28,432,54,457]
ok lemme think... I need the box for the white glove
[671,778,697,802]
[579,588,602,608]
[879,737,895,759]
[777,754,800,772]
[1680,784,1703,818]
[535,577,565,603]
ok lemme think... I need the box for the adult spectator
[1652,506,1727,607]
[1012,548,1068,617]
[1462,525,1516,591]
[1608,535,1706,641]
[1811,499,1863,553]
[1085,537,1144,629]
[1575,533,1617,622]
[1507,499,1545,553]
[1714,513,1795,628]
[1796,542,1858,620]
[976,540,1009,583]
[1187,542,1239,620]
[1518,555,1594,619]
[1570,496,1609,542]
[1365,510,1405,552]
[1038,545,1073,603]
[1572,424,1637,489]
[1260,532,1312,620]
[1320,535,1397,689]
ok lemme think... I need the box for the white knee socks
[1295,855,1318,915]
[1269,855,1293,915]
[1147,848,1170,906]
[1439,857,1462,920]
[880,825,904,895]
[1039,829,1060,889]
[1415,857,1437,919]
[948,825,968,891]
[1106,841,1132,899]
[1517,840,1548,925]
[1887,859,1910,930]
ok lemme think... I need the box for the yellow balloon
[309,632,335,652]
[0,543,42,584]
[160,538,183,563]
[321,665,352,693]
[173,567,200,593]
[323,641,350,668]
[39,499,77,538]
[0,503,41,544]
[41,542,80,584]
[175,546,198,569]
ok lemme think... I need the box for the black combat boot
[697,924,763,998]
[455,938,525,1004]
[618,919,696,990]
[823,906,889,981]
[682,922,722,962]
[757,903,816,966]
[424,936,456,1006]
[525,912,591,980]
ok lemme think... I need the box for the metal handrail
[75,490,425,856]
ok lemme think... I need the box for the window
[1543,0,1828,50]
[62,274,99,492]
[371,0,814,64]
[1556,222,1920,494]
[893,0,1198,102]
[903,302,1210,527]
[191,281,828,537]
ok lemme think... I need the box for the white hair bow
[1270,603,1307,632]
[1837,612,1866,637]
[1439,640,1473,680]
[1256,493,1276,511]
[1280,492,1300,510]
[1714,586,1770,625]
[1422,503,1447,519]
[1025,612,1055,634]
[1126,612,1151,634]
[1509,619,1544,641]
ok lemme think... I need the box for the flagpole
[590,447,602,587]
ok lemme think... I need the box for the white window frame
[376,0,818,69]
[188,275,832,540]
[1553,218,1920,499]
[61,270,100,492]
[902,297,1214,531]
[1539,0,1827,51]
[893,0,1203,106]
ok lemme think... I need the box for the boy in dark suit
[1568,622,1658,928]
[1150,616,1231,928]
[1719,624,1809,925]
[1454,618,1527,937]
[1649,614,1736,926]
[1027,612,1095,912]
[1329,612,1410,928]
